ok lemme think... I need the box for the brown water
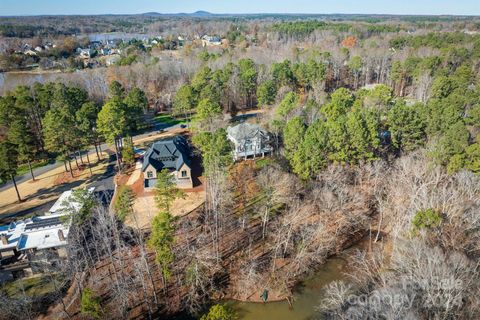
[229,255,349,320]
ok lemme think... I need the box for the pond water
[230,255,349,320]
[88,32,152,42]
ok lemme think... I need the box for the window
[181,170,187,178]
[147,171,153,178]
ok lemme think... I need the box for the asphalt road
[0,121,184,192]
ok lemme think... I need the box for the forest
[0,13,480,320]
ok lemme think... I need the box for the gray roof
[227,123,269,141]
[142,136,191,172]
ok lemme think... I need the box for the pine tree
[114,186,135,221]
[0,141,21,202]
[121,137,135,167]
[80,288,102,320]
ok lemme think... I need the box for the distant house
[100,48,111,55]
[227,123,272,161]
[105,55,120,66]
[201,35,222,47]
[78,48,92,58]
[142,136,193,189]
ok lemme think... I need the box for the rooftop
[227,122,269,141]
[142,135,191,172]
[0,214,69,252]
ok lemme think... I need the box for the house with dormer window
[141,136,193,189]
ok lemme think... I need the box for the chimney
[58,229,65,242]
[1,234,8,245]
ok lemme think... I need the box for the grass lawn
[154,114,187,125]
[17,159,52,176]
[2,274,63,298]
[0,159,52,184]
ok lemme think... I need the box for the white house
[201,35,222,47]
[227,123,272,161]
[0,187,94,282]
[78,48,92,58]
[0,214,69,281]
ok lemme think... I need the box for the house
[227,123,273,161]
[201,35,222,47]
[0,187,94,282]
[142,136,193,189]
[100,48,111,55]
[105,54,120,66]
[0,214,69,281]
[78,48,92,58]
[47,187,95,216]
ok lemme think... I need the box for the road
[0,121,185,192]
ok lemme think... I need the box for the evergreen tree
[114,186,135,221]
[192,129,233,175]
[0,141,21,202]
[97,100,127,169]
[108,81,126,101]
[388,101,426,152]
[121,137,135,167]
[346,107,379,162]
[326,116,349,163]
[154,168,185,213]
[148,210,175,282]
[283,116,306,162]
[433,121,470,167]
[237,58,258,107]
[256,80,277,106]
[123,87,147,133]
[322,88,354,120]
[271,60,295,88]
[293,120,329,179]
[277,92,300,119]
[173,84,196,119]
[192,98,222,131]
[80,288,102,320]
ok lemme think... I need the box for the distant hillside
[141,10,214,18]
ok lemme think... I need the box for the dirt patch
[126,190,205,229]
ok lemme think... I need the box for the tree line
[0,81,148,201]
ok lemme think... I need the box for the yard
[0,159,51,184]
[0,154,111,223]
[2,273,63,298]
[154,114,188,126]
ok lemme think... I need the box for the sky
[0,0,479,16]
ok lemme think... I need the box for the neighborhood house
[227,123,273,161]
[201,35,222,46]
[142,136,193,189]
[0,188,94,282]
[0,214,69,281]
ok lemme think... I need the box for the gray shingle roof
[227,123,268,141]
[142,136,191,172]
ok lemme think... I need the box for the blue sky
[0,0,479,16]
